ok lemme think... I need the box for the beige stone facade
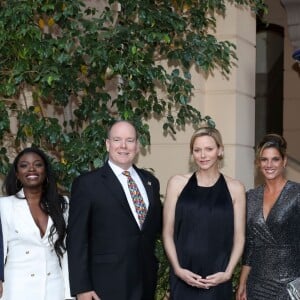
[267,0,300,182]
[138,3,257,192]
[138,1,300,193]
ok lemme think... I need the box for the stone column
[139,3,256,191]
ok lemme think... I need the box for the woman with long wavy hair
[0,147,72,299]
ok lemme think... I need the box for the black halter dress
[170,173,234,300]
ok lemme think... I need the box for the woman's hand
[235,283,247,300]
[235,265,250,300]
[203,272,231,288]
[175,267,209,289]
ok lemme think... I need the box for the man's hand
[77,291,101,300]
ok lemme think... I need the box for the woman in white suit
[0,216,4,298]
[0,147,71,299]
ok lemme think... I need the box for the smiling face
[259,147,287,181]
[106,121,139,170]
[16,152,47,190]
[192,135,223,171]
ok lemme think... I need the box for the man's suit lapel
[101,163,139,226]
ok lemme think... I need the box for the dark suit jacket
[66,162,162,300]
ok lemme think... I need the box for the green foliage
[0,0,266,191]
[232,261,242,295]
[155,238,170,300]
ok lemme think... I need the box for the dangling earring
[16,179,22,190]
[190,155,195,164]
[43,200,50,213]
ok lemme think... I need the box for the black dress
[243,181,300,300]
[170,173,234,300]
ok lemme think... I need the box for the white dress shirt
[108,160,149,228]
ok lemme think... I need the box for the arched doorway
[255,23,284,146]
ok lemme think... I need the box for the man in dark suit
[66,120,162,300]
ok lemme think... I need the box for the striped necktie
[123,171,147,226]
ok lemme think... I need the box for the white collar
[108,160,135,176]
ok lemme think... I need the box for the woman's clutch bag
[287,278,300,300]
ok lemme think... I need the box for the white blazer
[0,190,72,300]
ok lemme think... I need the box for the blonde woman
[163,127,245,300]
